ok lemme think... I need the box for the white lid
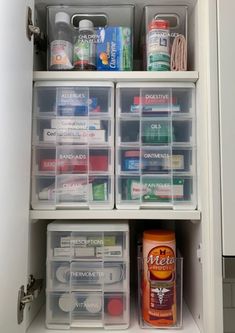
[47,221,129,232]
[55,12,70,25]
[79,19,94,31]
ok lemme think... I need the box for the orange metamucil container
[142,230,176,327]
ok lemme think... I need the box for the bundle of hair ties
[171,34,187,71]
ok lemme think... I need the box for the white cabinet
[0,0,223,333]
[217,0,235,256]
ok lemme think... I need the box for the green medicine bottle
[73,19,96,71]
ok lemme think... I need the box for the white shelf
[29,209,201,221]
[33,71,199,82]
[27,302,200,333]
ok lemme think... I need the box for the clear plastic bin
[47,261,128,292]
[137,253,183,329]
[47,225,129,261]
[116,83,197,210]
[31,82,114,210]
[143,5,188,71]
[116,175,195,209]
[32,175,113,209]
[46,222,130,329]
[47,5,134,71]
[118,147,194,174]
[117,85,194,116]
[33,118,112,145]
[34,84,113,116]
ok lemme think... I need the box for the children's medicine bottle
[142,230,176,327]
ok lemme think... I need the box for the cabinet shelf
[29,209,201,221]
[27,302,200,333]
[33,71,199,83]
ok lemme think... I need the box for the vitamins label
[50,40,73,69]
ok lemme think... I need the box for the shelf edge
[33,71,199,82]
[29,209,201,221]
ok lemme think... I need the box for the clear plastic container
[47,225,129,261]
[116,82,196,210]
[31,82,114,210]
[46,222,130,329]
[47,5,134,71]
[143,5,188,71]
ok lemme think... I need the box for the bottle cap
[107,298,123,316]
[148,19,169,31]
[143,230,175,242]
[55,12,70,25]
[79,19,94,31]
[84,296,102,314]
[58,293,76,312]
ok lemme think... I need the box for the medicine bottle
[49,12,73,71]
[73,19,96,71]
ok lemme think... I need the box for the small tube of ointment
[38,184,55,200]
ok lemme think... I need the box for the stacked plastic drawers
[116,82,196,209]
[46,221,130,329]
[31,82,114,210]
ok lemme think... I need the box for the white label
[96,246,122,257]
[43,129,56,142]
[54,247,74,257]
[43,129,105,143]
[51,119,101,130]
[75,247,95,257]
[50,40,73,69]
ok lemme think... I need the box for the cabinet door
[218,0,235,255]
[0,0,34,332]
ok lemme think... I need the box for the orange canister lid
[143,230,175,242]
[148,19,169,31]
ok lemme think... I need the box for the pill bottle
[147,20,170,71]
[142,230,176,326]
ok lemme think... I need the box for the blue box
[96,27,132,71]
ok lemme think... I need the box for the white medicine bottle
[49,11,73,71]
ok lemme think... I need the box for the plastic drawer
[34,83,113,116]
[33,117,112,145]
[46,222,130,329]
[116,82,197,210]
[47,229,129,261]
[31,175,113,210]
[116,174,196,209]
[47,260,128,292]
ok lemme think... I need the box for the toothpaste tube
[38,179,108,202]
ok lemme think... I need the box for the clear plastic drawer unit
[46,221,130,329]
[116,82,197,209]
[31,82,114,210]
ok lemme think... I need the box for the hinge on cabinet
[17,275,43,324]
[197,243,203,264]
[26,6,47,52]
